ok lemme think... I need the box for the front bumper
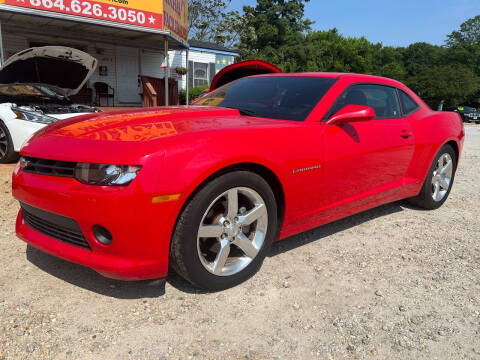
[12,164,183,280]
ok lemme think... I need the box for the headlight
[74,163,141,186]
[12,107,57,124]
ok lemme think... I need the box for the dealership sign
[0,0,188,42]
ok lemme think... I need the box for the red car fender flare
[173,157,288,225]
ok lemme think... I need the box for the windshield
[192,76,337,121]
[0,84,64,98]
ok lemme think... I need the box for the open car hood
[0,46,98,97]
[209,60,281,91]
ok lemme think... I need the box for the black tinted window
[329,84,401,119]
[399,90,419,115]
[457,106,477,113]
[193,76,337,121]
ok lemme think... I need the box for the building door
[115,46,141,105]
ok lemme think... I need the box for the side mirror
[326,105,376,125]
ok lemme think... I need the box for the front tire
[170,171,278,291]
[408,144,457,210]
[0,122,18,164]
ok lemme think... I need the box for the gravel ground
[0,126,479,360]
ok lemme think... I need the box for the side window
[398,90,420,115]
[329,84,401,119]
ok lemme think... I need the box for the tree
[445,16,480,77]
[238,0,312,59]
[233,7,480,107]
[406,65,480,107]
[446,15,480,46]
[402,42,448,77]
[188,0,242,47]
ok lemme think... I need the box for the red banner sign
[4,0,163,30]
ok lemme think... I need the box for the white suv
[0,46,99,163]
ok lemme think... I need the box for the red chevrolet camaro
[12,73,464,290]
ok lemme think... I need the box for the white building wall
[86,43,117,103]
[188,50,216,64]
[141,50,165,78]
[169,49,217,91]
[168,49,186,90]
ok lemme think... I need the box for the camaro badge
[292,164,322,174]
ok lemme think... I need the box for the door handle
[400,129,413,139]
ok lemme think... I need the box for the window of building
[193,62,208,87]
[188,61,216,88]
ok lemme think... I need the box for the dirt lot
[0,126,479,360]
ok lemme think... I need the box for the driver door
[319,84,415,216]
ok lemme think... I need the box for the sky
[228,0,480,47]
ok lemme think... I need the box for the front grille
[21,203,91,250]
[22,157,76,178]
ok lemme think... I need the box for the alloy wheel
[431,153,453,202]
[0,126,7,158]
[197,187,268,276]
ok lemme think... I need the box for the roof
[188,40,238,55]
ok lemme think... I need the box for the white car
[0,46,99,163]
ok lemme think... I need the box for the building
[0,1,239,107]
[185,40,238,89]
[0,0,188,106]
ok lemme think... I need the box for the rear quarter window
[399,90,420,115]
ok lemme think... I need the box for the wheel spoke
[198,225,224,238]
[440,160,452,175]
[0,128,7,157]
[238,204,266,225]
[439,177,450,190]
[212,239,230,275]
[233,233,259,259]
[433,181,441,201]
[226,188,239,219]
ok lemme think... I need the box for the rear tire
[170,171,278,291]
[0,122,18,164]
[408,144,456,210]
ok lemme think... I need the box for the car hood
[20,106,288,163]
[209,60,282,91]
[0,46,98,97]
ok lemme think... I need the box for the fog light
[92,225,113,245]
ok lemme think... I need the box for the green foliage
[238,0,312,59]
[234,5,480,108]
[179,85,210,105]
[446,15,480,47]
[179,89,186,105]
[402,42,448,77]
[188,0,242,47]
[406,65,480,107]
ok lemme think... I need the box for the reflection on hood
[49,112,179,142]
